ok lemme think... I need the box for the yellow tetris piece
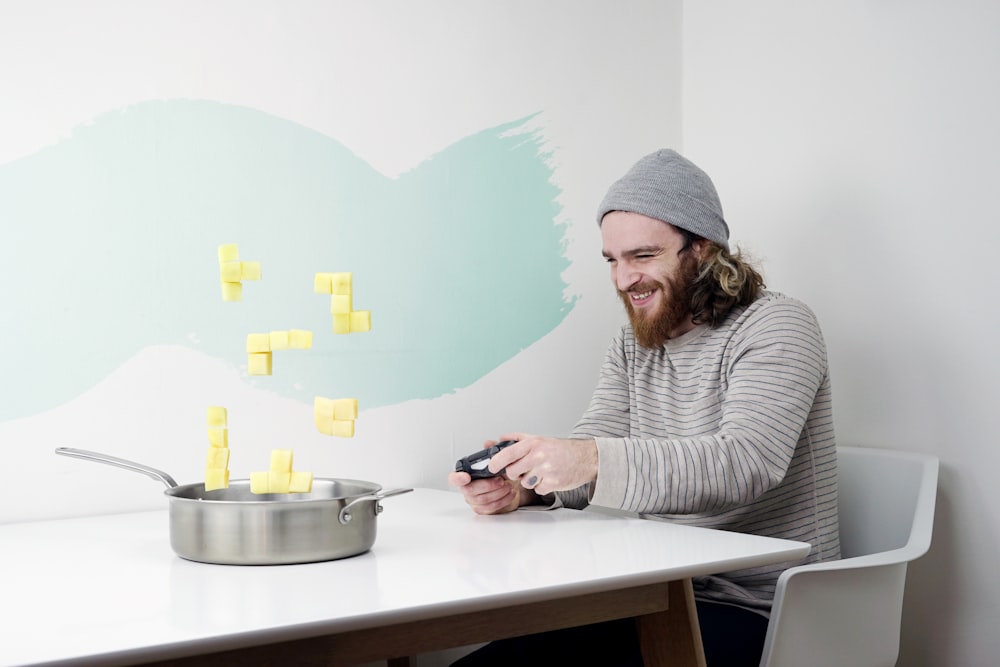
[289,471,314,493]
[219,261,242,283]
[333,314,351,334]
[269,331,290,350]
[268,471,292,493]
[330,294,352,314]
[314,413,332,435]
[208,427,228,448]
[206,447,230,469]
[331,419,355,437]
[240,261,262,281]
[332,398,358,421]
[315,415,355,437]
[270,449,294,473]
[204,468,229,491]
[247,352,272,375]
[350,310,371,333]
[221,282,242,302]
[313,272,333,293]
[206,406,227,428]
[246,333,270,353]
[331,272,352,296]
[218,244,239,263]
[314,396,335,419]
[250,471,270,494]
[289,329,313,349]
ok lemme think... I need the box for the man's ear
[691,238,715,260]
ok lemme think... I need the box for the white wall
[683,1,1000,664]
[0,1,681,520]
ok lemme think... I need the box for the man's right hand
[448,469,525,515]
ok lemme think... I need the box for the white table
[0,488,810,667]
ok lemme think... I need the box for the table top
[0,488,810,666]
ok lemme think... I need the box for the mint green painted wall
[0,99,574,420]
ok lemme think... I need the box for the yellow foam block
[314,396,335,418]
[315,415,355,438]
[269,330,290,350]
[250,471,270,494]
[208,427,228,448]
[289,329,313,349]
[206,447,230,469]
[246,333,270,353]
[333,314,351,334]
[218,244,239,263]
[268,471,292,493]
[248,352,272,375]
[332,398,358,421]
[331,272,352,296]
[241,261,262,281]
[330,294,352,315]
[350,310,371,333]
[270,449,294,473]
[313,272,334,294]
[220,261,242,283]
[289,471,314,493]
[221,282,242,302]
[204,468,229,491]
[206,406,227,428]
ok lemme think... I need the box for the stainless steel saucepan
[55,447,412,565]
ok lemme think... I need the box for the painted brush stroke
[0,100,574,421]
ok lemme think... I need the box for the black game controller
[454,440,518,479]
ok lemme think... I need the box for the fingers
[450,475,519,515]
[447,470,472,488]
[488,438,529,475]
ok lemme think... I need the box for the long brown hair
[678,230,766,327]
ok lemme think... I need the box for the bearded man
[449,149,841,667]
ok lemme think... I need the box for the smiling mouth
[629,288,656,302]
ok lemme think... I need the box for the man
[449,149,840,666]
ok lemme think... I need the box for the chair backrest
[837,446,938,560]
[759,446,939,667]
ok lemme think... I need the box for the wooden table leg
[635,578,706,667]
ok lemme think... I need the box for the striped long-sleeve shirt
[556,291,840,612]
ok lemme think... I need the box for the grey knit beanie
[596,149,730,251]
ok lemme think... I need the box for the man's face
[600,211,701,348]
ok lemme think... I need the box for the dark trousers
[450,600,769,667]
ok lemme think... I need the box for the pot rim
[164,477,384,505]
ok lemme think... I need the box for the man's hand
[448,468,526,515]
[489,434,598,496]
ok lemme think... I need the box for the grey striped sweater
[556,291,840,612]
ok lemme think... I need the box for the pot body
[166,478,382,565]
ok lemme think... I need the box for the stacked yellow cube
[218,244,262,302]
[250,449,314,494]
[314,272,371,334]
[205,406,231,491]
[247,329,314,376]
[314,396,358,437]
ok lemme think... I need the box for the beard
[619,251,701,349]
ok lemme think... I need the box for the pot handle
[55,447,179,489]
[339,487,413,525]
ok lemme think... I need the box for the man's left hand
[488,434,598,496]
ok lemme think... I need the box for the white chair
[759,446,940,667]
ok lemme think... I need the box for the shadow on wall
[0,100,575,421]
